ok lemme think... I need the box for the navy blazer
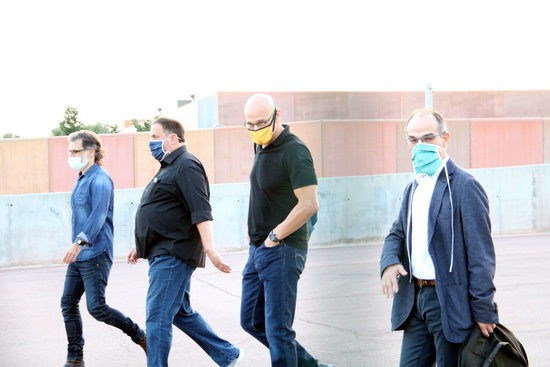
[380,159,499,343]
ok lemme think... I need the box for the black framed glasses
[67,148,86,155]
[244,109,276,131]
[405,132,445,145]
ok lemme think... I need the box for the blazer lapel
[427,159,455,245]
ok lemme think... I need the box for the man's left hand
[63,243,82,264]
[206,249,232,273]
[477,322,496,337]
[265,238,280,248]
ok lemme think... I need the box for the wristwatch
[268,230,281,244]
[75,238,87,246]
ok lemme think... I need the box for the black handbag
[459,323,529,367]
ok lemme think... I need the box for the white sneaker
[227,348,244,367]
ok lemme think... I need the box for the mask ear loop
[443,163,455,272]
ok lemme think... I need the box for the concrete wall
[2,164,549,267]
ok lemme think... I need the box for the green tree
[52,107,121,136]
[2,133,21,138]
[132,119,152,132]
[52,107,84,136]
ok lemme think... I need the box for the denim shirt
[71,163,114,261]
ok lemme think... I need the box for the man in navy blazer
[380,109,499,366]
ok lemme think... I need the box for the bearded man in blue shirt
[60,130,146,367]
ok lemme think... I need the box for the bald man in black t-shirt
[241,94,332,367]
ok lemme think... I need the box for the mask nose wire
[443,163,455,272]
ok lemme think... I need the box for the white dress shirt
[411,157,449,280]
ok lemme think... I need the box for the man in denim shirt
[60,130,146,367]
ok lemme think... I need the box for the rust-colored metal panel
[471,119,544,168]
[434,92,504,118]
[0,138,50,195]
[49,136,77,193]
[544,119,550,164]
[213,126,254,184]
[186,129,215,183]
[134,133,160,188]
[217,92,295,126]
[294,92,408,121]
[287,121,323,178]
[400,93,426,119]
[395,120,412,173]
[101,134,135,189]
[445,119,471,169]
[322,120,397,177]
[502,91,550,117]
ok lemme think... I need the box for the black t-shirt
[248,125,318,249]
[135,146,212,268]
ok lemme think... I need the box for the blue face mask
[411,142,443,176]
[149,139,166,161]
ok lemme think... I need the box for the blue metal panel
[198,95,219,128]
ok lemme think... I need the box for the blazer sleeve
[460,177,499,324]
[380,183,412,277]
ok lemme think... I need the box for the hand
[127,247,139,264]
[206,249,232,273]
[265,238,280,248]
[381,264,408,298]
[477,322,496,337]
[63,243,83,264]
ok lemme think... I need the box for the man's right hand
[127,247,139,264]
[381,264,408,298]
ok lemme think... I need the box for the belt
[415,278,436,288]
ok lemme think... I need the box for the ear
[87,148,96,162]
[441,131,451,149]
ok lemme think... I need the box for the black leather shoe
[63,360,85,367]
[137,334,147,354]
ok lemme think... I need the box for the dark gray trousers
[399,285,463,367]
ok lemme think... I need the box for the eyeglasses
[405,132,445,145]
[244,110,276,131]
[67,148,86,156]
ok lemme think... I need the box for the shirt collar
[161,145,187,166]
[79,162,99,179]
[260,124,290,150]
[414,156,450,183]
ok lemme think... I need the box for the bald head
[407,108,447,135]
[244,93,276,115]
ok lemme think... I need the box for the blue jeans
[400,286,462,367]
[60,252,144,360]
[146,255,239,367]
[240,243,318,367]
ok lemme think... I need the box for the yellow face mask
[246,110,276,145]
[248,124,274,145]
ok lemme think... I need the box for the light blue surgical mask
[411,142,443,176]
[149,139,166,161]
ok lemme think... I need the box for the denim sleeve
[176,164,213,225]
[76,173,113,244]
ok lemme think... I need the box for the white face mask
[68,152,90,171]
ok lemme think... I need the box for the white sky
[1,0,549,138]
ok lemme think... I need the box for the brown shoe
[137,334,147,354]
[63,360,85,367]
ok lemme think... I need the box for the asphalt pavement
[1,233,549,366]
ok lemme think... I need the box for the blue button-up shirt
[71,163,114,261]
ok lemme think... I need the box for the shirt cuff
[76,232,89,244]
[191,210,213,225]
